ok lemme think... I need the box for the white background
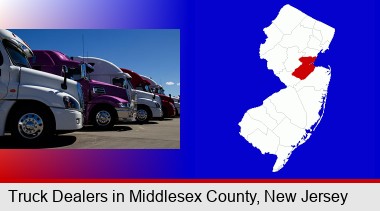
[0,183,379,210]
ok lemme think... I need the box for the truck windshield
[144,85,151,92]
[67,67,83,81]
[112,77,125,88]
[3,40,31,68]
[153,87,165,95]
[158,88,165,95]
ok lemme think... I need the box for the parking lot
[0,118,180,149]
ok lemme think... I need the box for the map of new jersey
[239,5,335,172]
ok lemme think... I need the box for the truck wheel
[11,107,53,143]
[92,107,116,129]
[162,107,168,118]
[136,106,151,124]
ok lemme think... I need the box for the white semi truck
[171,95,180,116]
[72,57,162,123]
[0,29,84,142]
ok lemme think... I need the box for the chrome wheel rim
[137,109,148,121]
[96,110,111,126]
[18,113,44,140]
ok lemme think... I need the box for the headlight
[118,102,130,108]
[155,102,160,108]
[63,96,80,110]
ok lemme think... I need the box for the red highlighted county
[292,56,317,80]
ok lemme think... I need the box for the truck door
[0,50,7,99]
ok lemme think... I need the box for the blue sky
[11,29,180,96]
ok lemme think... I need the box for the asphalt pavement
[0,118,180,149]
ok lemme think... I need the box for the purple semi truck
[29,50,137,129]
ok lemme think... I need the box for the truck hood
[90,79,116,87]
[89,79,128,102]
[172,97,180,103]
[20,67,81,103]
[159,94,174,104]
[134,89,156,100]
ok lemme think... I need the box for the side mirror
[80,64,88,79]
[85,63,94,73]
[61,65,68,90]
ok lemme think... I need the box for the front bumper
[116,107,137,122]
[51,108,83,130]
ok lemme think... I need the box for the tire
[91,107,116,129]
[162,107,168,118]
[136,106,151,124]
[11,107,53,143]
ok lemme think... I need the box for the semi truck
[72,57,162,123]
[171,95,180,116]
[140,75,177,118]
[0,30,83,142]
[119,68,163,122]
[29,50,136,129]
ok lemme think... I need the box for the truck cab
[0,30,83,142]
[171,95,180,116]
[120,68,163,123]
[72,57,162,123]
[29,50,136,129]
[140,75,177,118]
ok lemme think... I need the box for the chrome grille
[77,83,84,111]
[93,87,106,94]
